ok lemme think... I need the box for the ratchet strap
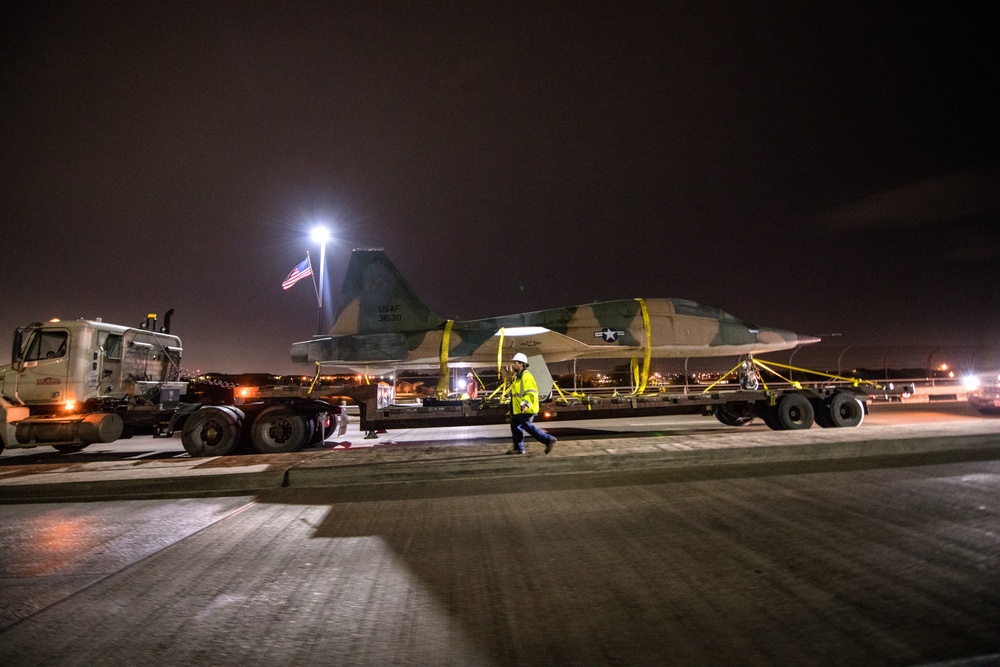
[630,298,652,395]
[437,319,454,399]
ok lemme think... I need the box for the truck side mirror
[11,328,24,365]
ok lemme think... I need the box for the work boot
[505,447,524,455]
[545,438,556,454]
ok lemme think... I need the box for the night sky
[3,2,998,375]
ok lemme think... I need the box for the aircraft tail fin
[331,249,446,336]
[523,353,553,401]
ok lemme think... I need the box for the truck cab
[0,316,184,452]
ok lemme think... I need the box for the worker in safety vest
[506,352,557,455]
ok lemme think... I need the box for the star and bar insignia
[594,328,626,343]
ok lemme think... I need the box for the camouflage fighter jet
[290,248,819,374]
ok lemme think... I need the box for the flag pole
[307,251,320,307]
[306,251,325,336]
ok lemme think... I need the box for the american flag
[282,257,313,290]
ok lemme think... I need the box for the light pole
[310,225,331,335]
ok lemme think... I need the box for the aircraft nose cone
[752,326,821,349]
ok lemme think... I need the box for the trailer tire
[715,403,755,426]
[826,392,865,428]
[758,401,780,430]
[182,406,244,457]
[812,399,834,428]
[251,406,310,454]
[771,393,814,430]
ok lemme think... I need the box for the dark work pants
[510,413,554,452]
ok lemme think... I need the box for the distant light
[49,318,61,323]
[310,226,331,244]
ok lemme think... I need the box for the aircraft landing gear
[738,358,760,391]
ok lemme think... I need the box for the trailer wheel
[826,392,865,428]
[715,404,755,426]
[812,399,834,428]
[182,406,244,457]
[769,393,814,430]
[251,406,310,453]
[758,401,780,430]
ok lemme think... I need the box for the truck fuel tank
[14,412,124,447]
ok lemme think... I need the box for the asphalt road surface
[2,432,999,665]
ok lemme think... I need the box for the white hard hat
[512,352,529,364]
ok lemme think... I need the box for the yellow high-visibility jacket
[510,369,540,415]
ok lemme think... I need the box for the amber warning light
[234,387,259,404]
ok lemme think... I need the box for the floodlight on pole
[310,225,332,335]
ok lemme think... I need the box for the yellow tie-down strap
[488,327,509,401]
[701,357,882,395]
[752,359,800,389]
[551,382,587,405]
[308,361,322,394]
[630,298,652,395]
[437,319,454,400]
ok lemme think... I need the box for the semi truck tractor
[0,313,336,456]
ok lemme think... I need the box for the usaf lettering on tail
[290,248,819,373]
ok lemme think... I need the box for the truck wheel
[182,406,243,457]
[826,392,865,428]
[303,419,317,445]
[307,412,334,446]
[772,393,814,430]
[715,404,755,426]
[251,406,310,454]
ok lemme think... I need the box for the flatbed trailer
[342,381,872,434]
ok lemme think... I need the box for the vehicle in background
[966,372,1000,415]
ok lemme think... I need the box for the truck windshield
[25,330,68,361]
